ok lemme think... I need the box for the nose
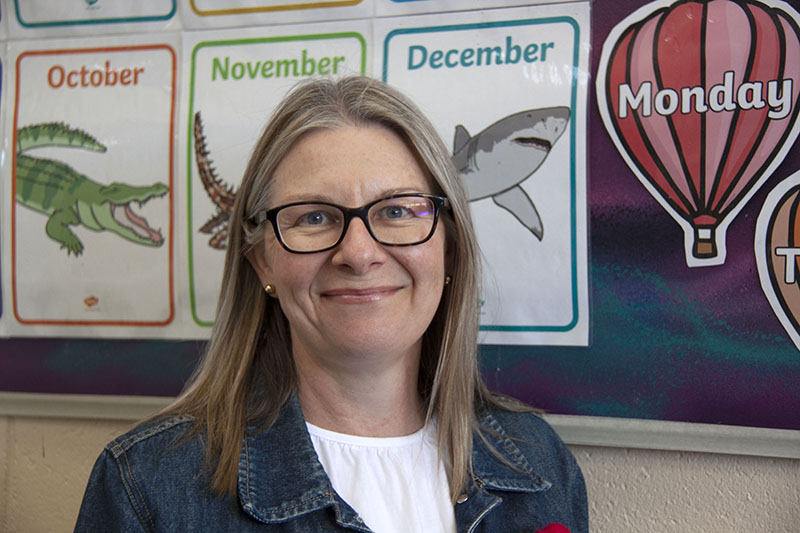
[330,217,386,273]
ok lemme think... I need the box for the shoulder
[473,406,589,532]
[76,415,210,531]
[103,414,196,458]
[480,406,565,451]
[474,405,581,490]
[95,414,206,489]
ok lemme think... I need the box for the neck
[293,341,425,437]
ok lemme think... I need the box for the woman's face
[247,125,447,368]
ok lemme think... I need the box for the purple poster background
[2,0,799,432]
[481,0,800,431]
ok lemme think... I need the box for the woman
[76,76,587,532]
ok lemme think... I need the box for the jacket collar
[237,393,371,530]
[237,394,550,526]
[471,410,552,493]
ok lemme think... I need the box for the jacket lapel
[237,393,371,531]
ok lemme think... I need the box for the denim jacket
[76,394,587,532]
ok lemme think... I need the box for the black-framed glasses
[250,194,448,254]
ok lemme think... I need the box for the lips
[321,286,402,303]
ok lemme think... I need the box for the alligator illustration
[15,122,168,256]
[454,107,570,240]
[194,111,236,250]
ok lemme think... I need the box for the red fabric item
[536,524,571,533]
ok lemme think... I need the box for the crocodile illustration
[15,122,168,256]
[194,111,236,250]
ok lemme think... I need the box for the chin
[330,330,423,358]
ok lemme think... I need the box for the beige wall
[1,415,798,532]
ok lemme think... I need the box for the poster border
[186,32,368,327]
[189,0,362,16]
[13,0,177,28]
[381,16,583,332]
[11,44,177,327]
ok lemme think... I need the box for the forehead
[268,125,435,205]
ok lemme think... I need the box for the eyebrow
[275,188,429,206]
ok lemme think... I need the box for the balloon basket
[692,227,717,259]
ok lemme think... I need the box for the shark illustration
[453,107,570,240]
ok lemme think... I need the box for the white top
[307,421,456,533]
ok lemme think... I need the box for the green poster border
[14,0,176,28]
[187,32,367,327]
[382,16,582,332]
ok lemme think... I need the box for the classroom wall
[1,416,798,532]
[1,3,799,532]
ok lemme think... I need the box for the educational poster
[0,53,4,325]
[181,22,368,333]
[494,0,798,430]
[596,0,800,268]
[181,0,372,30]
[3,0,800,437]
[7,0,179,38]
[3,35,177,336]
[378,3,591,346]
[756,170,800,352]
[376,0,570,17]
[0,2,6,41]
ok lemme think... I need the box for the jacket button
[456,494,468,504]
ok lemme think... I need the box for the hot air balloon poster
[596,0,800,268]
[756,169,800,351]
[479,0,800,434]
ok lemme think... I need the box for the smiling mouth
[322,286,401,302]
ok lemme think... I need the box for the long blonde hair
[165,76,506,502]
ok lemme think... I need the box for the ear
[245,243,274,288]
[444,243,457,285]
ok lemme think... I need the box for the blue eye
[302,211,328,225]
[384,205,409,219]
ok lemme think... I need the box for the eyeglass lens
[275,196,438,252]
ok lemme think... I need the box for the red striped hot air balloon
[597,0,800,266]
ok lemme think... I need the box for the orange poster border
[11,44,177,327]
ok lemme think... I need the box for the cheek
[272,258,318,292]
[264,240,312,290]
[409,237,447,286]
[271,261,318,327]
[428,230,448,273]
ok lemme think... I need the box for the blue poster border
[13,1,177,28]
[382,16,582,332]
